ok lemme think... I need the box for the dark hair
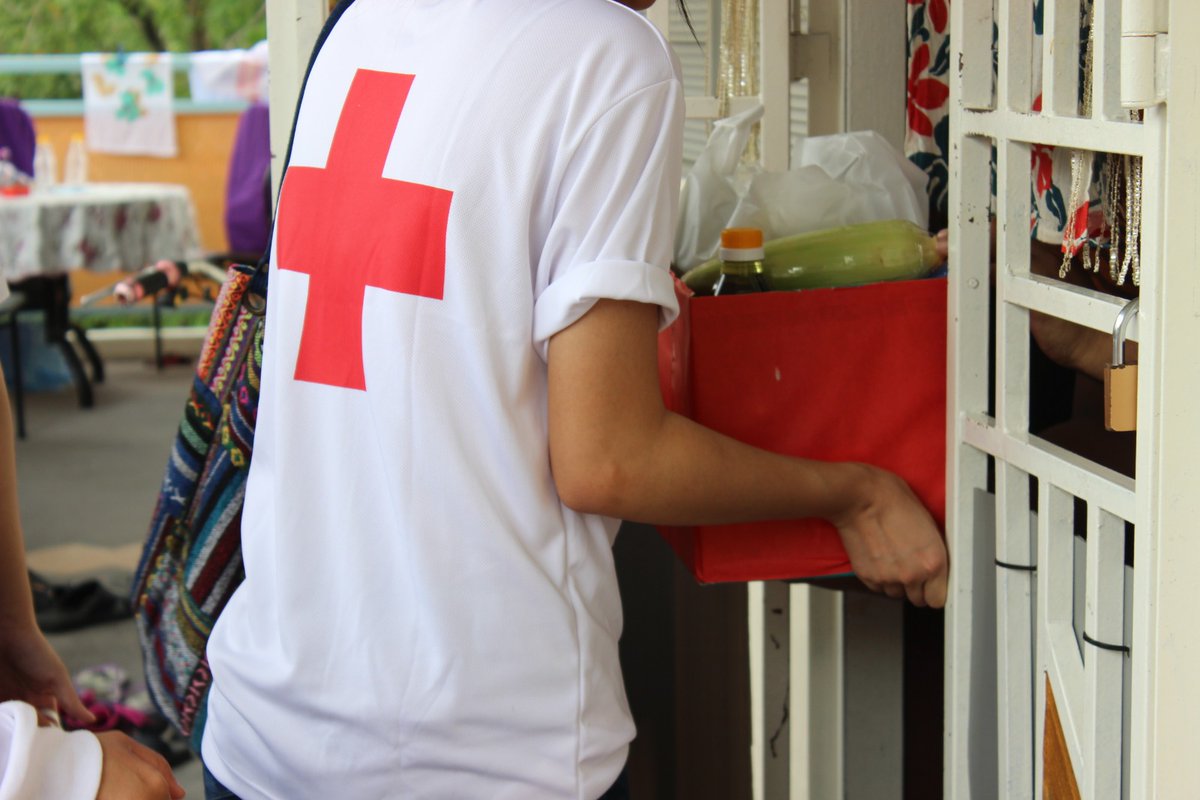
[676,0,699,43]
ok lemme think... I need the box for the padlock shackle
[1112,296,1141,366]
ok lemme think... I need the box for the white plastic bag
[674,104,765,271]
[674,104,930,271]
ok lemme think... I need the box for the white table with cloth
[0,182,202,414]
[0,182,201,278]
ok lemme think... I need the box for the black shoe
[29,571,133,633]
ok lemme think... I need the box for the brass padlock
[1103,297,1139,432]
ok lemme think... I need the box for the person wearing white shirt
[203,0,948,797]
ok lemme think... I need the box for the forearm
[1027,239,1136,381]
[549,298,947,605]
[1029,311,1122,382]
[0,372,36,632]
[571,406,870,526]
[548,299,872,527]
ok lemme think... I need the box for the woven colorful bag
[130,0,359,751]
[131,264,264,751]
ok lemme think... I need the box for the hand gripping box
[655,276,948,583]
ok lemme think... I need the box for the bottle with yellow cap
[686,219,943,296]
[713,227,770,296]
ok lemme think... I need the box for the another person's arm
[1028,309,1115,382]
[0,700,185,800]
[1027,239,1131,381]
[0,359,94,724]
[0,342,183,798]
[547,298,948,608]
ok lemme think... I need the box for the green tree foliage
[0,0,267,99]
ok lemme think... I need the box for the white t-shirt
[0,701,101,800]
[202,1,682,798]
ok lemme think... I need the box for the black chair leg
[31,274,94,409]
[68,324,104,384]
[57,339,94,409]
[152,298,163,371]
[7,274,103,411]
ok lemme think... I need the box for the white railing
[0,53,250,117]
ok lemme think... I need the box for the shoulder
[551,0,676,56]
[514,0,681,89]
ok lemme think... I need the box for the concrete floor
[14,355,206,798]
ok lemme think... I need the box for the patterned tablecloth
[0,182,203,281]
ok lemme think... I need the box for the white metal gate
[945,0,1200,797]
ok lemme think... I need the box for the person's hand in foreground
[95,731,186,800]
[0,612,95,726]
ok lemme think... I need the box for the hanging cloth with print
[82,52,177,158]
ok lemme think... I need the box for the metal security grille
[944,1,1200,798]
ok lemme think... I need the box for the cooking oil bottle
[712,227,770,296]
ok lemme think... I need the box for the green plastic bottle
[684,219,943,296]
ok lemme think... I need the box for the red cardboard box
[656,276,948,583]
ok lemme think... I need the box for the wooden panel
[1044,675,1082,800]
[614,523,751,800]
[673,569,752,800]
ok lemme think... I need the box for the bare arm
[1025,238,1144,381]
[547,299,948,607]
[0,370,32,626]
[0,370,94,723]
[1028,311,1116,381]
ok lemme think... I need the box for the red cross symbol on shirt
[276,69,453,390]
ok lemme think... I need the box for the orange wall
[33,113,241,254]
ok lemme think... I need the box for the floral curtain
[904,0,1088,247]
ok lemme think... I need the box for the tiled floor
[14,355,206,797]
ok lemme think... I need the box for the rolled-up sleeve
[532,78,684,360]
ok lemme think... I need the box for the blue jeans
[204,765,630,799]
[203,766,240,800]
